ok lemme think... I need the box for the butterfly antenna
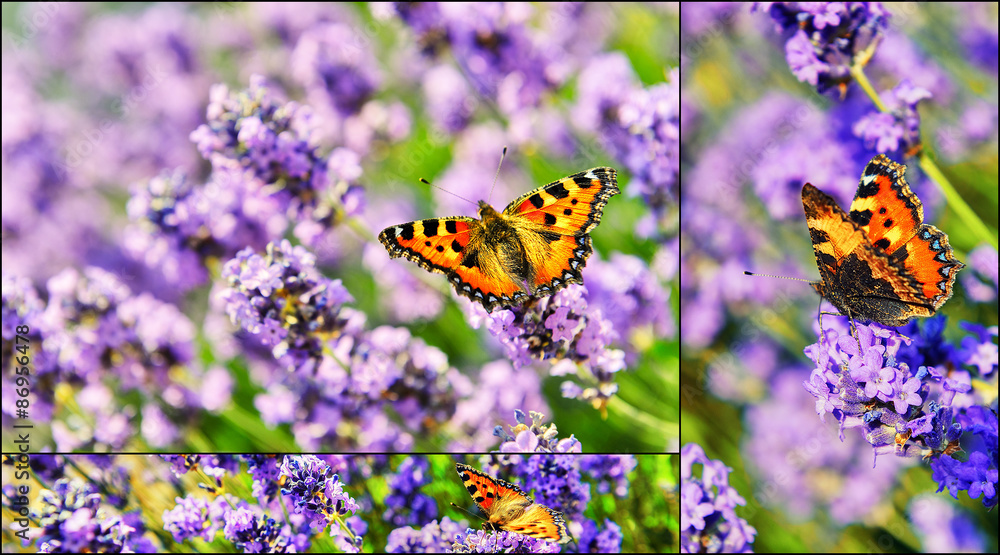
[743,270,815,283]
[486,146,508,206]
[419,177,477,208]
[450,502,485,522]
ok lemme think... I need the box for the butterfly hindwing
[504,504,571,544]
[454,463,571,544]
[891,224,962,307]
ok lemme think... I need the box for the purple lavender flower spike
[755,2,890,96]
[680,444,756,553]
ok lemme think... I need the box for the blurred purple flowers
[680,443,756,553]
[756,2,889,95]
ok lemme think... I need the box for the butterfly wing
[455,463,533,515]
[848,155,923,254]
[803,183,937,325]
[847,155,963,309]
[379,217,529,309]
[504,504,572,544]
[455,464,570,544]
[501,167,619,295]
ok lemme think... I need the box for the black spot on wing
[572,175,593,189]
[539,231,560,244]
[809,228,831,245]
[545,182,570,199]
[883,218,893,228]
[445,220,459,234]
[461,249,479,269]
[451,240,463,253]
[850,209,873,226]
[528,193,544,209]
[399,223,414,241]
[874,237,891,250]
[543,213,557,226]
[423,219,439,237]
[817,251,837,269]
[856,179,879,198]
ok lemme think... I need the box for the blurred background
[680,3,997,552]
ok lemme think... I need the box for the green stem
[918,156,998,248]
[850,64,997,249]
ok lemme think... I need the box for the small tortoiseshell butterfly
[379,167,619,312]
[802,154,963,328]
[455,463,571,544]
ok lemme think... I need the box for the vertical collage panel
[1,2,681,553]
[679,2,998,553]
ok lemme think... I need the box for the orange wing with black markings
[455,463,571,544]
[379,166,619,312]
[801,155,963,327]
[846,154,962,308]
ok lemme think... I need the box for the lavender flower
[576,518,623,553]
[26,267,200,450]
[756,2,890,95]
[852,80,930,157]
[909,494,986,552]
[494,410,581,454]
[190,75,364,248]
[680,444,756,553]
[217,239,354,372]
[450,529,561,554]
[395,3,565,116]
[804,319,998,507]
[578,455,638,497]
[474,284,626,413]
[384,457,438,527]
[163,494,240,543]
[509,454,591,520]
[124,166,277,291]
[385,517,468,553]
[574,53,678,238]
[37,479,154,553]
[279,455,360,531]
[960,244,999,303]
[224,507,293,553]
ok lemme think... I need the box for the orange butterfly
[378,167,619,312]
[455,463,571,544]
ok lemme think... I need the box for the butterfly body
[379,167,619,312]
[802,155,963,327]
[455,463,571,544]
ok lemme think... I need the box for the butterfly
[378,167,619,312]
[802,154,963,329]
[454,463,571,544]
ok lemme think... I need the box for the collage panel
[1,453,678,552]
[1,2,678,456]
[679,2,998,553]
